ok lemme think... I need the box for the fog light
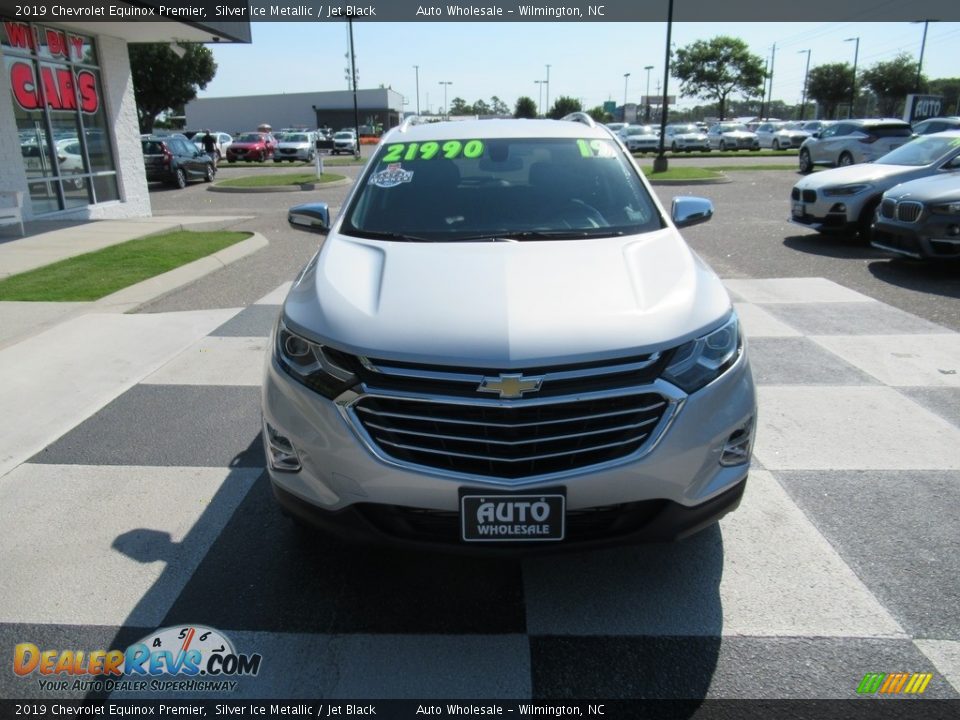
[948,225,959,237]
[264,421,301,472]
[720,417,754,466]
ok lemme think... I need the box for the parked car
[331,131,358,155]
[707,122,760,151]
[664,123,710,152]
[755,121,810,150]
[620,124,660,153]
[141,135,216,188]
[604,122,627,135]
[797,119,913,173]
[55,138,86,188]
[911,117,960,136]
[264,114,757,550]
[275,132,317,162]
[225,131,276,162]
[871,173,960,260]
[800,120,834,134]
[789,130,960,237]
[189,131,233,161]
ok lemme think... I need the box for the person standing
[202,131,218,165]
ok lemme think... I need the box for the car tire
[856,197,881,242]
[274,159,281,163]
[671,142,678,152]
[204,164,215,182]
[172,168,187,189]
[798,149,813,174]
[772,140,780,151]
[719,140,727,151]
[839,152,854,167]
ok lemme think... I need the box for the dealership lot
[0,163,958,701]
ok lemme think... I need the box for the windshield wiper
[345,229,434,242]
[493,229,626,241]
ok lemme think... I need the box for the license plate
[792,202,805,217]
[460,491,565,542]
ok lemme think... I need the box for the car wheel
[839,152,854,167]
[719,140,727,151]
[772,140,781,151]
[228,159,236,164]
[204,164,215,182]
[856,197,881,242]
[671,142,678,152]
[173,168,187,189]
[798,148,813,174]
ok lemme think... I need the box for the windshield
[342,136,664,242]
[626,126,655,136]
[334,132,354,140]
[283,134,310,143]
[672,125,698,133]
[719,124,748,132]
[877,135,960,167]
[237,133,262,142]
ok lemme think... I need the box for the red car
[226,132,276,162]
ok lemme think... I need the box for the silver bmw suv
[263,114,757,550]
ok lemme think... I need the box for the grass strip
[0,230,251,301]
[642,167,725,181]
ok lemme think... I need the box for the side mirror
[671,196,714,229]
[288,202,330,233]
[812,131,821,139]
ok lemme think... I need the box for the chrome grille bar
[377,435,647,464]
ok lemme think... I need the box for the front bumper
[789,192,863,233]
[261,347,756,550]
[871,220,960,260]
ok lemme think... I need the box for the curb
[208,177,351,193]
[648,174,732,186]
[92,232,269,313]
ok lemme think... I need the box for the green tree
[473,99,491,116]
[449,97,472,115]
[129,43,217,133]
[806,62,854,120]
[587,106,612,123]
[672,36,766,121]
[860,53,923,117]
[490,96,510,116]
[547,96,582,119]
[514,96,537,118]
[927,78,960,116]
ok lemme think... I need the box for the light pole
[438,81,452,119]
[653,0,673,173]
[623,72,631,121]
[912,20,936,92]
[545,64,551,115]
[643,65,653,123]
[765,42,777,121]
[413,65,420,116]
[798,49,811,120]
[844,37,859,118]
[535,80,544,117]
[346,14,360,156]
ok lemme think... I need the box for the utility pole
[347,14,360,157]
[545,64,551,114]
[439,81,452,119]
[844,37,859,118]
[644,65,654,123]
[623,72,631,121]
[413,65,420,115]
[798,49,811,120]
[765,43,776,120]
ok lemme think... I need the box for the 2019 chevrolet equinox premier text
[262,114,757,551]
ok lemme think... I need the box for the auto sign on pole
[903,94,944,123]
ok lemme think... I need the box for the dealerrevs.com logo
[13,625,262,693]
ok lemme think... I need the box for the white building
[0,1,250,222]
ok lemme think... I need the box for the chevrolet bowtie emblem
[477,373,544,399]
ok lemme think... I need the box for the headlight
[274,319,358,399]
[822,184,872,197]
[930,201,960,215]
[663,314,741,393]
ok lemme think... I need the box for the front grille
[802,189,817,203]
[881,198,896,219]
[896,201,923,223]
[351,392,669,480]
[791,188,800,201]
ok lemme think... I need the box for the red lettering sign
[45,29,68,59]
[9,61,100,114]
[3,21,36,51]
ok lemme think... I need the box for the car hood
[282,229,731,367]
[277,141,310,149]
[674,132,707,140]
[721,131,755,138]
[230,141,265,149]
[795,163,929,190]
[883,172,960,202]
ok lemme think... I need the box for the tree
[672,36,766,121]
[927,78,960,117]
[129,43,216,133]
[547,96,582,119]
[490,96,510,116]
[449,97,471,115]
[514,96,537,118]
[806,62,854,120]
[473,99,491,116]
[587,106,613,123]
[860,53,922,117]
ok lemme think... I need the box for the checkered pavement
[1,277,958,701]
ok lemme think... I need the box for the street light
[346,13,360,156]
[545,64,551,114]
[535,80,545,117]
[844,37,859,118]
[413,65,420,116]
[623,72,631,120]
[798,49,811,121]
[438,81,452,119]
[643,65,654,123]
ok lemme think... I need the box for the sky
[198,22,960,114]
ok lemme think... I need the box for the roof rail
[397,115,429,133]
[560,111,597,128]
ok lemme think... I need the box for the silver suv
[264,115,756,550]
[798,119,913,173]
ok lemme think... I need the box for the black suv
[142,135,215,188]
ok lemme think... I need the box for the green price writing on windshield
[576,139,616,158]
[382,140,485,163]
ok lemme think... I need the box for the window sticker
[577,139,617,158]
[368,163,414,188]
[381,140,485,163]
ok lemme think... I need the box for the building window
[2,19,119,214]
